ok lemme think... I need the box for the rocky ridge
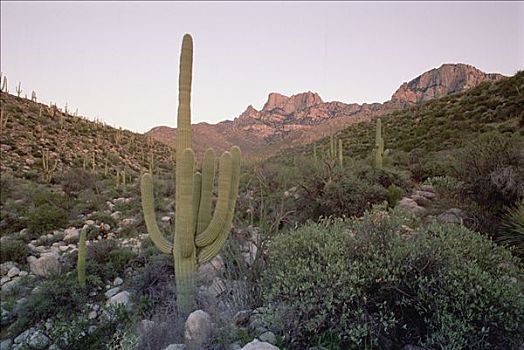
[147,63,505,159]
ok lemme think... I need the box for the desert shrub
[498,201,524,258]
[386,184,403,207]
[10,272,88,334]
[296,168,387,220]
[129,254,175,315]
[60,168,97,197]
[262,208,524,349]
[27,203,68,233]
[88,211,117,230]
[109,248,137,273]
[0,239,29,264]
[87,239,118,264]
[454,132,524,230]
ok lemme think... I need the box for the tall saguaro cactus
[140,34,241,316]
[374,118,384,169]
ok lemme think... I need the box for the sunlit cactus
[140,34,241,316]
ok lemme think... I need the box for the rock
[1,307,12,326]
[413,190,436,200]
[88,311,97,320]
[208,277,226,298]
[113,277,123,286]
[410,194,430,207]
[1,277,10,285]
[105,287,121,299]
[18,271,28,277]
[437,208,466,225]
[0,339,13,350]
[240,339,279,350]
[229,343,242,350]
[27,330,50,349]
[259,331,276,345]
[419,184,434,192]
[59,246,69,252]
[106,291,132,311]
[1,279,19,294]
[184,310,213,348]
[233,310,252,327]
[26,256,37,264]
[110,211,121,220]
[88,325,97,334]
[398,198,427,216]
[29,255,61,277]
[139,319,155,333]
[85,220,95,225]
[48,344,61,350]
[401,346,426,350]
[14,328,33,344]
[163,345,186,350]
[121,218,136,227]
[7,268,19,279]
[63,228,79,243]
[0,262,16,275]
[197,255,224,283]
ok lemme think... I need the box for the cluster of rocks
[161,309,279,350]
[398,185,466,224]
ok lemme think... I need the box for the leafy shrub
[60,168,97,197]
[10,273,88,334]
[109,248,137,273]
[454,131,524,231]
[498,201,524,258]
[27,203,68,233]
[0,239,29,264]
[262,209,524,349]
[386,184,403,207]
[296,167,387,220]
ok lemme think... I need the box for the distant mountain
[147,63,506,159]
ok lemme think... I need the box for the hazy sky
[1,1,523,133]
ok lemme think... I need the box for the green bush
[109,248,137,273]
[386,184,403,207]
[498,201,524,258]
[27,203,68,233]
[10,273,88,334]
[262,209,524,349]
[0,239,29,264]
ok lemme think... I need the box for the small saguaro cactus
[16,82,22,97]
[31,91,37,102]
[77,227,87,287]
[338,139,344,167]
[42,148,58,183]
[374,118,385,169]
[1,75,7,93]
[140,34,241,316]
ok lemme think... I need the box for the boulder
[63,228,80,243]
[29,255,61,277]
[398,198,427,216]
[7,267,20,278]
[27,330,50,349]
[105,287,121,299]
[184,310,213,348]
[106,291,132,311]
[437,208,467,225]
[240,339,279,350]
[163,345,186,350]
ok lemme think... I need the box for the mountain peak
[391,63,505,104]
[262,91,323,113]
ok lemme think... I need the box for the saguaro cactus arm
[198,146,241,263]
[177,34,193,152]
[77,227,87,287]
[196,148,216,234]
[141,173,174,254]
[195,151,233,247]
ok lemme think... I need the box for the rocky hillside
[273,70,523,164]
[0,92,175,183]
[148,63,505,159]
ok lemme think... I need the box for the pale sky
[1,1,523,133]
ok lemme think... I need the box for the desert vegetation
[0,36,523,350]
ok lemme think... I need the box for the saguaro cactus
[374,118,384,169]
[338,139,344,167]
[1,75,7,93]
[77,227,87,287]
[140,34,241,316]
[16,82,22,97]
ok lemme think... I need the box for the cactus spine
[77,227,87,287]
[140,34,241,316]
[374,118,384,169]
